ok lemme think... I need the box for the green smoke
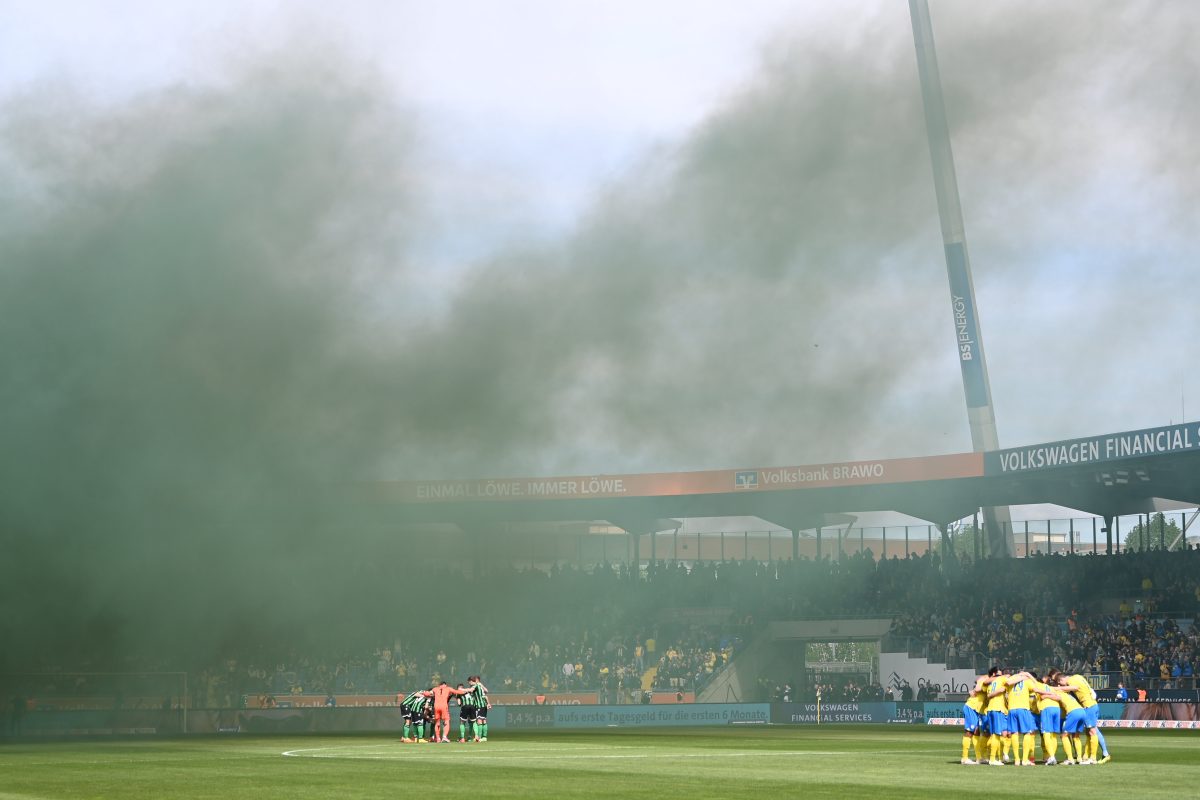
[2,2,1198,669]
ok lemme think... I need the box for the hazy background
[1,0,1197,666]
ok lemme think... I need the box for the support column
[473,529,484,577]
[792,529,800,561]
[973,510,981,561]
[456,521,487,577]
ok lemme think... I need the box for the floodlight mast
[909,0,1013,557]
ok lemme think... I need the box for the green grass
[1,726,1196,799]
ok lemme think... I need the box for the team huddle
[961,667,1111,766]
[398,676,491,743]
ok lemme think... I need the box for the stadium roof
[360,422,1200,534]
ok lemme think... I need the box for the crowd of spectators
[883,547,1200,685]
[182,560,748,707]
[14,542,1200,708]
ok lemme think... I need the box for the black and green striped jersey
[462,683,488,708]
[400,691,428,712]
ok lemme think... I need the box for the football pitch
[1,725,1195,799]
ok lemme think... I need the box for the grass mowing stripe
[2,726,1197,799]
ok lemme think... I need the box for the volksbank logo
[734,471,759,489]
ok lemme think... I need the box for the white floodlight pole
[909,0,1013,556]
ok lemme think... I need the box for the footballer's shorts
[986,711,1008,735]
[460,705,477,722]
[1008,708,1037,734]
[1039,707,1061,734]
[403,708,422,724]
[1083,705,1100,728]
[1062,709,1088,734]
[962,706,982,734]
[434,707,450,722]
[476,705,488,721]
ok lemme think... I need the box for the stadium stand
[10,545,1200,710]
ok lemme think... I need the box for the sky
[2,0,1198,485]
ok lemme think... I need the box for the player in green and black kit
[455,683,474,743]
[465,676,491,742]
[399,688,431,743]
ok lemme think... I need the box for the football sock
[1042,733,1057,761]
[1061,736,1073,761]
[1096,730,1108,757]
[1011,734,1022,762]
[962,735,971,760]
[1023,733,1036,762]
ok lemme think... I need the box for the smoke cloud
[1,1,1198,667]
[0,53,422,666]
[388,0,1200,474]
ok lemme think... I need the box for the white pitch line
[282,747,845,761]
[281,744,634,757]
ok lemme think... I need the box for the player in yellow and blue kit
[1028,674,1062,765]
[984,667,1009,765]
[961,674,989,764]
[1029,674,1042,762]
[1058,672,1110,764]
[1004,670,1038,765]
[1041,677,1086,764]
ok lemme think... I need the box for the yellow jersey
[985,678,1008,713]
[965,679,987,712]
[1005,677,1032,711]
[1047,685,1083,714]
[1028,680,1042,713]
[1064,674,1098,709]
